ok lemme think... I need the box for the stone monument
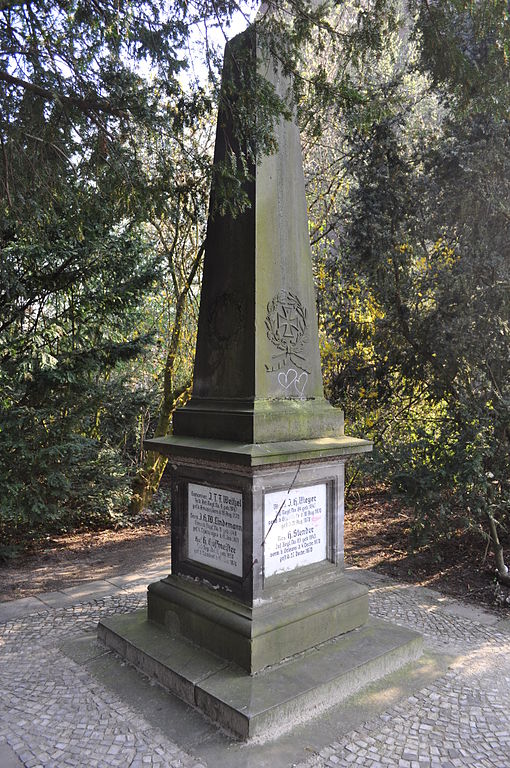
[98,26,422,740]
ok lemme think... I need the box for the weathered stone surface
[144,434,372,466]
[170,28,346,444]
[140,26,376,692]
[103,25,401,740]
[150,455,354,607]
[147,571,368,674]
[142,454,370,674]
[98,611,423,740]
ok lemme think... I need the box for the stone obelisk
[172,28,341,444]
[98,26,422,740]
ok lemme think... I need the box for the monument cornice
[145,433,372,468]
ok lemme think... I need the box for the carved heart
[278,368,297,390]
[294,372,308,398]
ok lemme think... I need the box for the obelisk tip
[255,2,271,22]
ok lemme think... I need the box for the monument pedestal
[98,611,422,740]
[147,569,367,674]
[142,435,371,674]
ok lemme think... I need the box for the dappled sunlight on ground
[345,488,509,616]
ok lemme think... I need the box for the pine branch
[0,71,129,118]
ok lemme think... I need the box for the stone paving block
[0,596,47,622]
[36,591,80,609]
[440,601,499,626]
[0,743,24,767]
[60,579,121,600]
[106,571,167,589]
[1,571,509,768]
[345,567,389,586]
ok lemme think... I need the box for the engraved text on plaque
[264,483,327,577]
[187,483,243,576]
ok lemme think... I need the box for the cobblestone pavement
[301,580,510,768]
[1,576,509,768]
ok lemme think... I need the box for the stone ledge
[97,611,422,740]
[0,596,49,622]
[144,434,372,467]
[147,573,369,673]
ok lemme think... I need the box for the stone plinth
[98,611,422,740]
[99,437,423,741]
[142,439,371,673]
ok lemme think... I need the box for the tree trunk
[129,239,204,515]
[486,508,510,587]
[128,288,190,515]
[129,383,190,515]
[130,452,168,514]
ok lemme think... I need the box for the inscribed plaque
[264,484,327,577]
[187,483,243,576]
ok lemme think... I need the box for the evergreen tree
[305,1,510,584]
[0,1,354,550]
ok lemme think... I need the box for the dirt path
[344,488,510,615]
[1,488,509,616]
[0,524,171,602]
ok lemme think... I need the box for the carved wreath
[265,290,310,373]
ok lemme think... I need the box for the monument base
[147,567,368,673]
[140,438,373,673]
[98,610,422,740]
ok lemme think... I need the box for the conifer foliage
[306,1,510,584]
[0,1,238,551]
[0,1,335,553]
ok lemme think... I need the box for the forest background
[1,0,509,591]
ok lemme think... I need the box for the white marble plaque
[187,483,243,576]
[264,484,327,577]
